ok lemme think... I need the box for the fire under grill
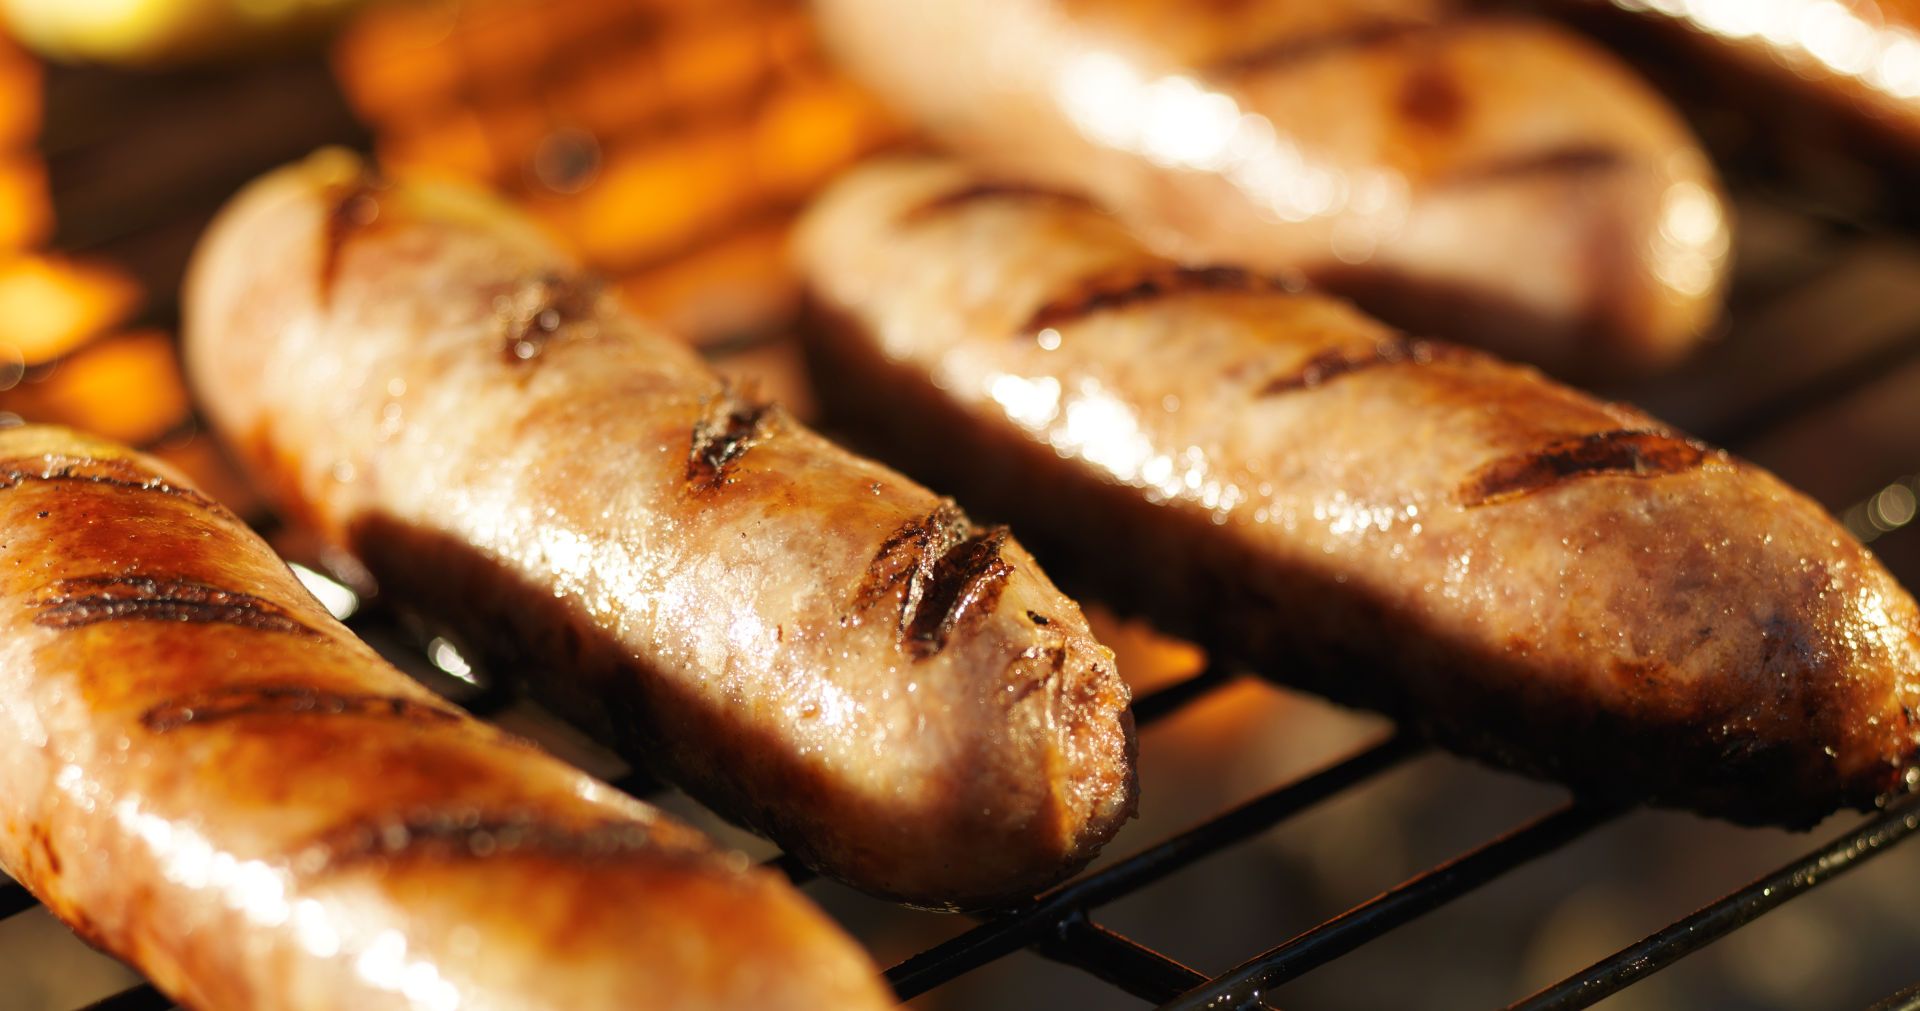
[2,2,1920,1008]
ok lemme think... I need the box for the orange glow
[0,255,140,365]
[1083,605,1208,696]
[332,0,906,344]
[331,1,462,125]
[562,127,756,268]
[614,220,793,340]
[0,329,188,444]
[0,156,50,250]
[376,108,498,181]
[752,75,897,201]
[0,35,40,149]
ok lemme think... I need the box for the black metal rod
[1508,793,1920,1011]
[1161,800,1620,1011]
[78,984,171,1011]
[885,733,1422,1000]
[763,851,817,886]
[1132,667,1235,727]
[1033,915,1218,1006]
[0,879,39,920]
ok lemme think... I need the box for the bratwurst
[797,158,1920,827]
[183,150,1135,909]
[0,424,891,1010]
[813,0,1732,379]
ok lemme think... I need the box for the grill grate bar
[1509,792,1920,1011]
[1031,915,1221,1006]
[1161,800,1623,1011]
[885,733,1423,999]
[1131,666,1235,727]
[75,984,168,1011]
[0,879,37,919]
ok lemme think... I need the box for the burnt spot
[496,273,602,363]
[141,685,460,733]
[301,810,656,871]
[855,502,971,613]
[1259,336,1462,395]
[1027,611,1052,626]
[34,575,315,636]
[320,171,389,300]
[909,528,1013,656]
[855,503,1013,658]
[1459,429,1716,507]
[687,386,781,492]
[898,181,1099,225]
[0,455,223,514]
[1399,59,1466,131]
[1208,19,1429,77]
[1439,144,1629,188]
[1026,264,1297,335]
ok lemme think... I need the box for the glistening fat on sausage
[0,424,893,1011]
[813,0,1733,379]
[183,149,1137,910]
[795,157,1920,827]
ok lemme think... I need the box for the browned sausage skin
[814,0,1732,379]
[183,150,1136,910]
[0,425,892,1011]
[796,158,1920,827]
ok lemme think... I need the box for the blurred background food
[0,0,1917,1008]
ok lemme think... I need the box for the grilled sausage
[182,149,1135,910]
[813,0,1732,379]
[0,424,891,1011]
[1552,0,1920,209]
[796,158,1920,827]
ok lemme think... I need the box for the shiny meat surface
[0,425,891,1011]
[183,150,1136,910]
[1585,0,1920,158]
[796,158,1920,826]
[815,0,1732,379]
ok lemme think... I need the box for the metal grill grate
[4,9,1920,1011]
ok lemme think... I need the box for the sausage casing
[814,0,1732,379]
[183,150,1136,909]
[0,424,891,1010]
[797,158,1920,827]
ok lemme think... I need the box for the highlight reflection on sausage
[797,158,1920,827]
[814,0,1733,379]
[0,425,891,1011]
[183,150,1136,910]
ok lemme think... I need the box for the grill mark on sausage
[899,182,1099,225]
[909,528,1012,657]
[1460,429,1716,507]
[1439,144,1629,188]
[34,575,315,636]
[1399,59,1467,131]
[855,503,1013,657]
[1026,264,1300,334]
[687,386,782,491]
[142,685,460,732]
[320,172,388,300]
[1208,19,1431,77]
[0,455,223,513]
[1259,337,1464,395]
[496,273,603,363]
[299,810,657,871]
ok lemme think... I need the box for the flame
[0,255,140,365]
[0,329,189,443]
[332,0,901,346]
